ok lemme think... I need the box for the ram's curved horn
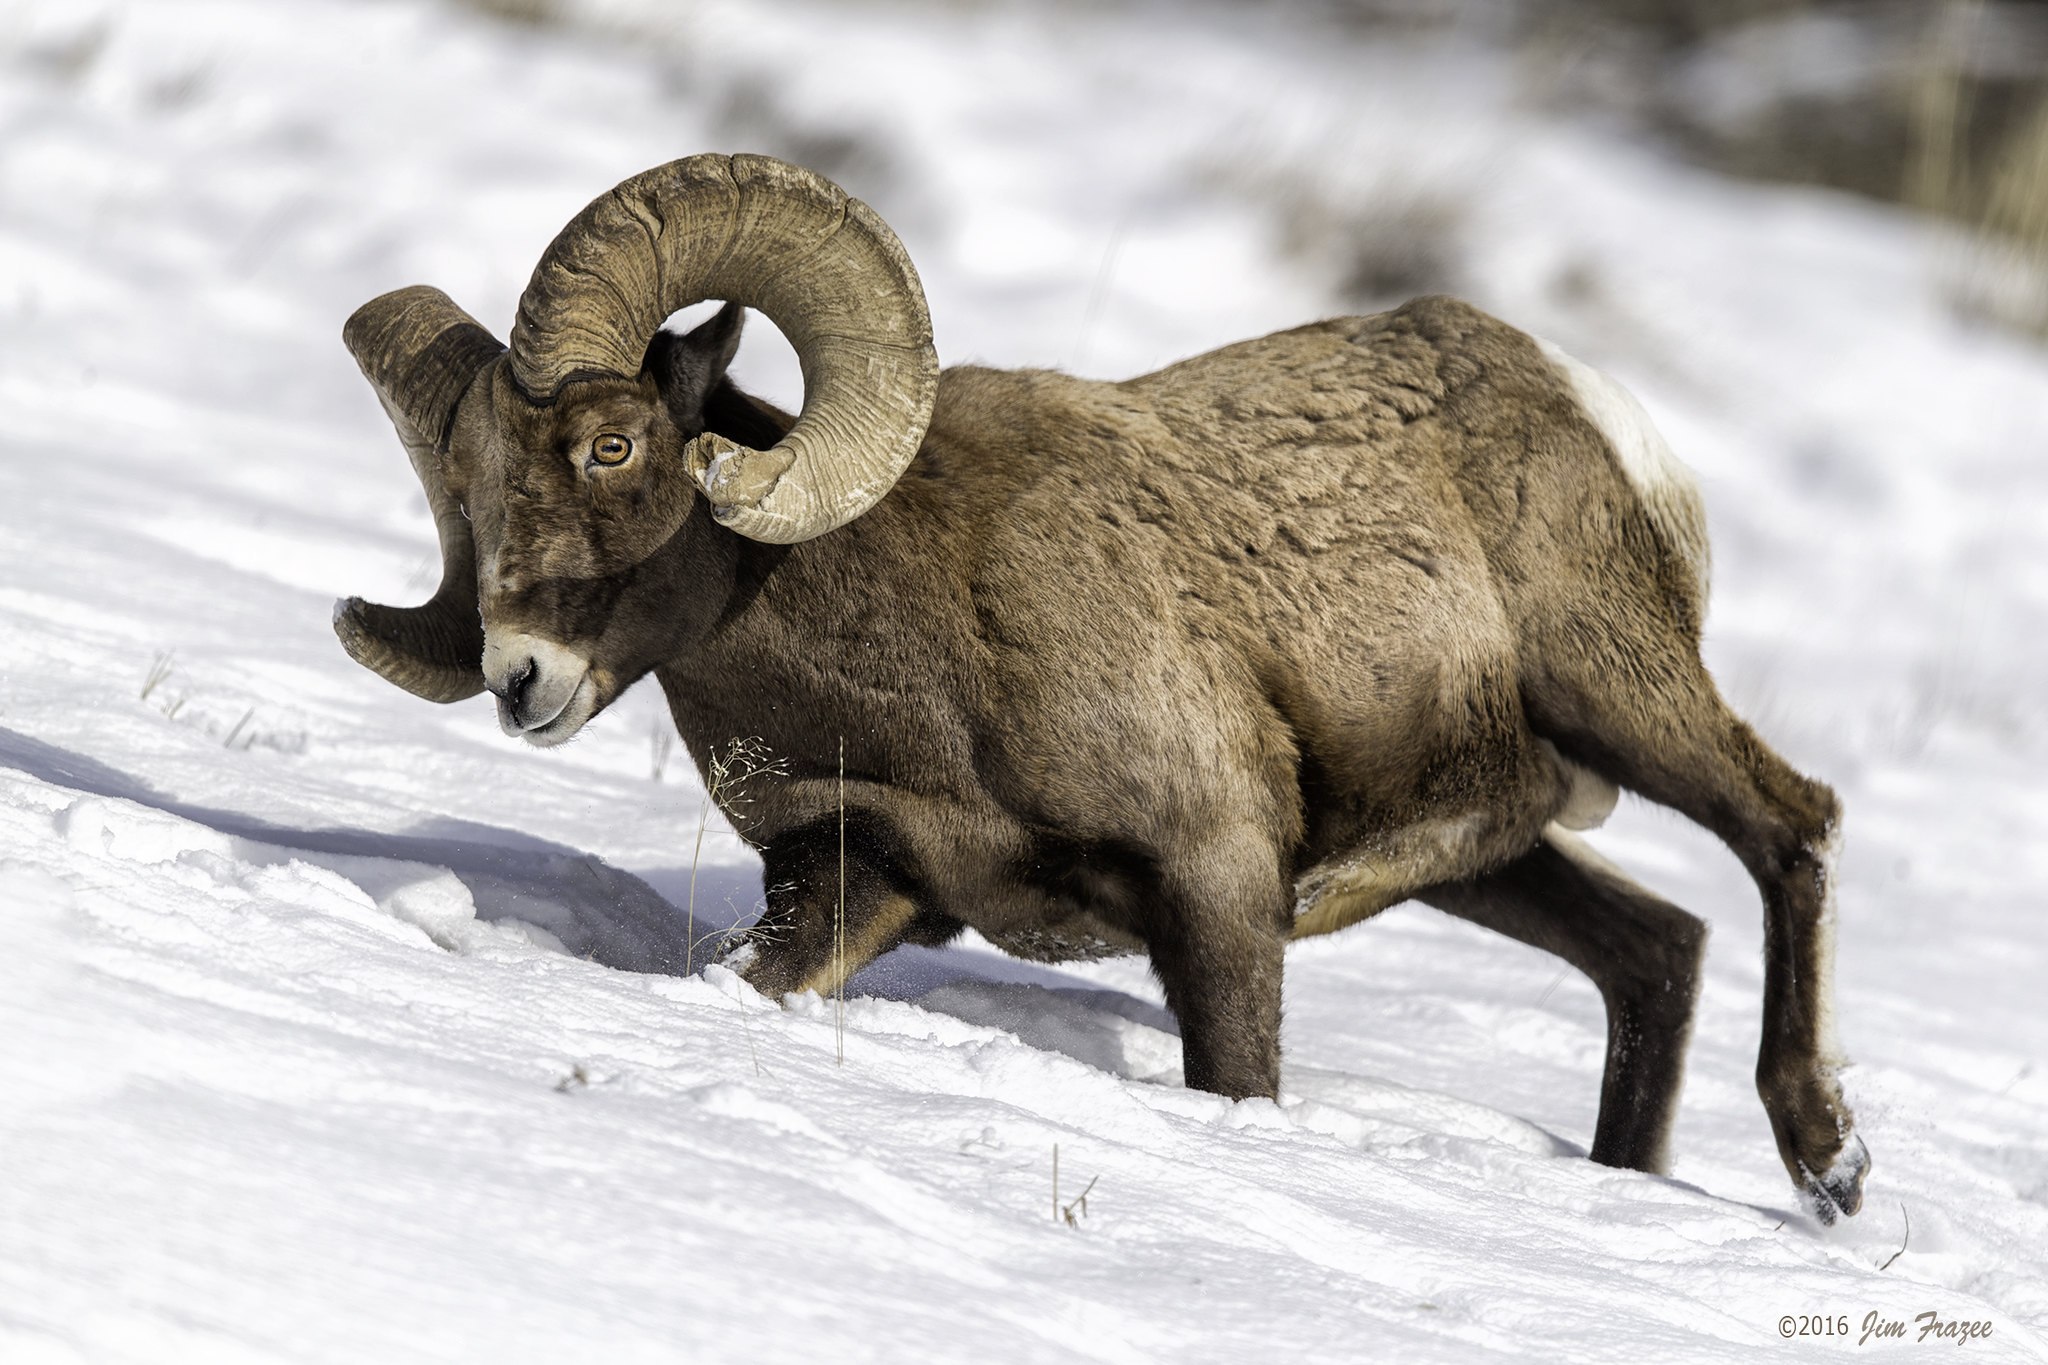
[335,285,502,702]
[507,153,938,544]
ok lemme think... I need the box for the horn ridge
[344,285,505,451]
[507,153,938,543]
[336,285,499,702]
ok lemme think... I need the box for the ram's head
[335,154,938,744]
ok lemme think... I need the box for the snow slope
[2,0,2046,1360]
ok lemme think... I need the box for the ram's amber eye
[590,433,633,465]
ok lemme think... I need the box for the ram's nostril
[508,658,535,707]
[489,656,537,706]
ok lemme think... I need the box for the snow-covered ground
[3,1,2047,1359]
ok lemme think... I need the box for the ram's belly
[1288,748,1617,941]
[978,915,1146,963]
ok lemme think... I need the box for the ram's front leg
[1140,826,1292,1101]
[716,813,960,999]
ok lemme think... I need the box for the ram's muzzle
[481,631,598,746]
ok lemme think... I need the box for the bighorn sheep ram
[336,153,1867,1220]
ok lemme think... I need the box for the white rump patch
[1534,336,1711,599]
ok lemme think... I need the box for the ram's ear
[645,301,745,432]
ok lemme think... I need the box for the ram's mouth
[510,671,599,747]
[484,632,598,744]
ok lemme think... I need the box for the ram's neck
[653,370,1024,819]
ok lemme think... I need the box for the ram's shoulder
[918,365,1176,490]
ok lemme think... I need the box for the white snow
[3,0,2047,1361]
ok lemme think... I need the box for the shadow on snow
[0,724,1156,1044]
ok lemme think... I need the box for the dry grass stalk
[1062,1176,1099,1229]
[1974,100,2048,336]
[1052,1144,1097,1228]
[1909,0,2048,338]
[1879,1204,1912,1272]
[140,650,175,702]
[649,713,673,782]
[685,736,785,971]
[1905,3,1971,217]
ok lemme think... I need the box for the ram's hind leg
[1528,654,1867,1221]
[1420,830,1706,1174]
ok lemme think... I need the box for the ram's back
[858,298,1683,853]
[721,296,1699,869]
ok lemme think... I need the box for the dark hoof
[1799,1133,1870,1225]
